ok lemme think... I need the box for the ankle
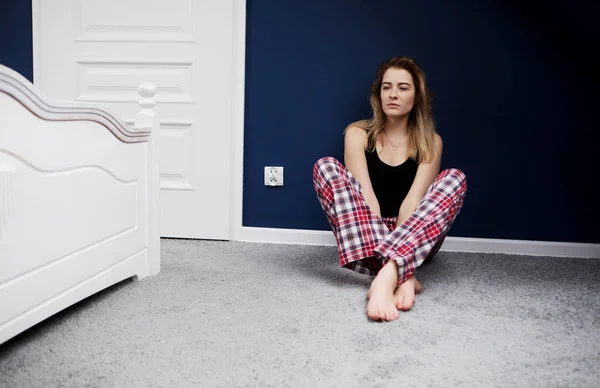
[385,259,399,272]
[374,259,398,284]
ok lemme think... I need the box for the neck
[384,115,409,138]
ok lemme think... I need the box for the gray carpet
[1,239,599,388]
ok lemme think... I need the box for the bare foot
[393,276,422,311]
[366,261,399,321]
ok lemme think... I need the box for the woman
[313,56,467,322]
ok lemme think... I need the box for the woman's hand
[365,194,382,219]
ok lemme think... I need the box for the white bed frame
[0,64,160,345]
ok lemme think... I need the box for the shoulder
[344,125,368,147]
[434,133,443,155]
[418,132,442,165]
[345,124,367,137]
[346,125,367,137]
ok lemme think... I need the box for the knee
[314,156,339,169]
[441,168,467,192]
[313,156,342,179]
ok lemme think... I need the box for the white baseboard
[239,227,337,246]
[238,227,600,259]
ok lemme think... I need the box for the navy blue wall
[2,1,597,243]
[0,1,33,82]
[243,0,599,244]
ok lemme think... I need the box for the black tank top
[365,148,419,218]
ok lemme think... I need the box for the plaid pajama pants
[313,156,467,286]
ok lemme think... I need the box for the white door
[33,0,237,240]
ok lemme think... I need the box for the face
[380,67,415,118]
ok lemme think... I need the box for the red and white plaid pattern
[313,156,467,285]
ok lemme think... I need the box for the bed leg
[135,82,161,277]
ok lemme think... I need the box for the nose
[390,87,399,98]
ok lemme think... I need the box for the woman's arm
[396,133,443,227]
[344,126,381,217]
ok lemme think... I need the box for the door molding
[230,0,246,242]
[32,0,41,85]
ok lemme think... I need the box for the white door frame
[228,0,247,242]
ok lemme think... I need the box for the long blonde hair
[346,56,437,164]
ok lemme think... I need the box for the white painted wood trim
[439,236,600,258]
[240,227,337,246]
[134,83,161,275]
[31,0,41,85]
[230,0,246,242]
[0,65,149,143]
[238,227,600,259]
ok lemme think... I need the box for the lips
[387,104,400,107]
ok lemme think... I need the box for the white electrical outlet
[264,166,284,186]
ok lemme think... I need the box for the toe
[401,295,415,311]
[385,306,398,321]
[384,309,392,321]
[367,308,381,321]
[395,297,404,310]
